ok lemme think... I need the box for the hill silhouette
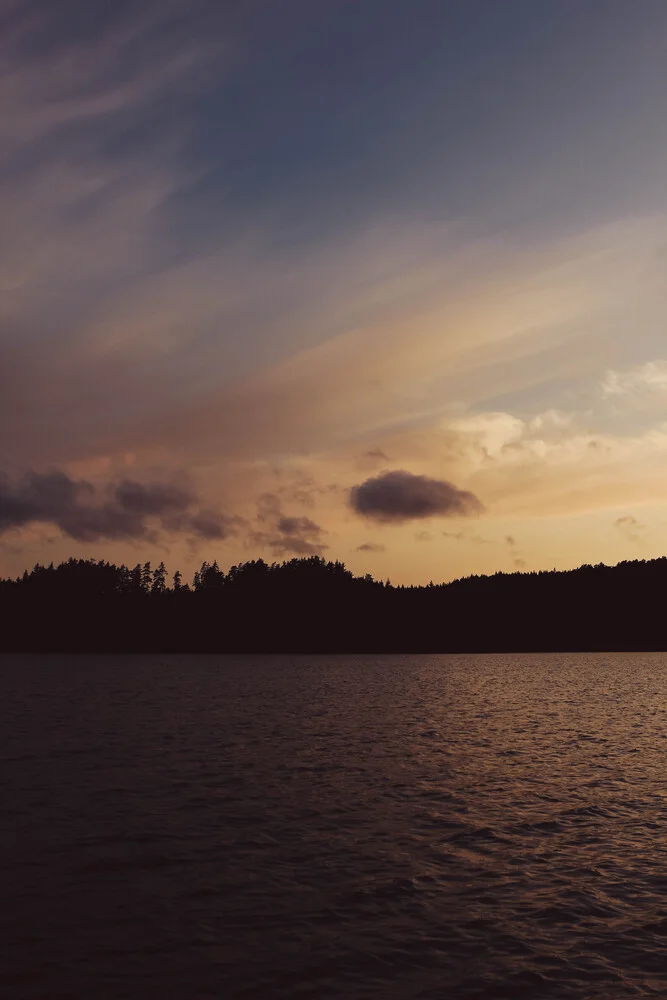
[1,554,665,652]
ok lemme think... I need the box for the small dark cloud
[415,530,432,542]
[185,512,239,542]
[364,448,390,461]
[614,515,645,544]
[188,510,239,540]
[278,514,322,537]
[251,493,328,556]
[614,515,643,529]
[0,469,236,543]
[356,542,385,553]
[504,534,526,569]
[350,470,483,523]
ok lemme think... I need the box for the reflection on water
[3,653,667,998]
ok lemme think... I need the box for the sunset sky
[2,0,667,584]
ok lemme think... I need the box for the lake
[3,652,667,998]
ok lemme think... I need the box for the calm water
[3,653,667,999]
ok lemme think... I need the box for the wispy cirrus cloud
[0,0,232,157]
[601,361,667,397]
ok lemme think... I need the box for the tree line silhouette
[1,554,665,652]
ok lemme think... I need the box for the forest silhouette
[1,554,665,652]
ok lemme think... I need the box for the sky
[1,0,667,585]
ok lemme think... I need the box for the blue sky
[1,0,667,581]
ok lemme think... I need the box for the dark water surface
[3,653,667,999]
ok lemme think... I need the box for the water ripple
[3,651,667,998]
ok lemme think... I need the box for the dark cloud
[113,481,191,516]
[278,515,322,537]
[251,493,328,556]
[164,509,240,541]
[356,542,385,553]
[415,530,432,542]
[350,470,483,523]
[0,469,236,543]
[189,510,239,540]
[505,535,516,547]
[364,448,390,461]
